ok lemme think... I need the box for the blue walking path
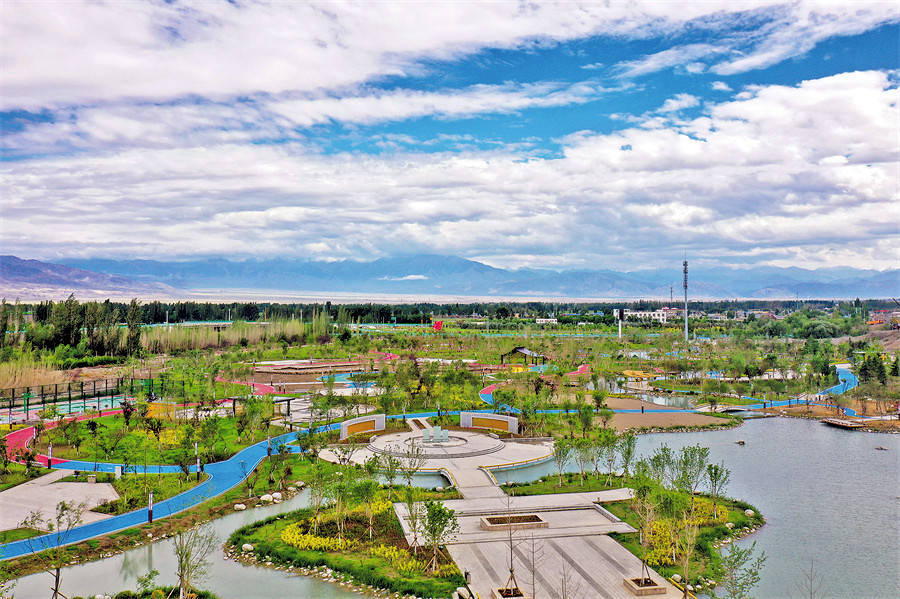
[0,367,859,560]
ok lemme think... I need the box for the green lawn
[57,471,209,515]
[228,484,463,598]
[0,462,53,492]
[0,527,42,544]
[34,414,286,465]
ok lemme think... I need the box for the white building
[535,318,558,324]
[623,309,667,324]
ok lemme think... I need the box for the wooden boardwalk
[822,418,865,429]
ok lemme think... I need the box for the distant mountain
[0,255,174,299]
[53,255,899,299]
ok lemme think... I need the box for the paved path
[0,470,118,532]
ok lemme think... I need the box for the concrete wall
[339,413,386,440]
[460,411,518,434]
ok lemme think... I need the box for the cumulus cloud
[656,94,701,112]
[2,70,897,270]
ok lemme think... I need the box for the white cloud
[3,1,897,110]
[657,94,700,112]
[2,70,897,270]
[711,81,732,91]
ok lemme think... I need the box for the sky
[1,1,898,272]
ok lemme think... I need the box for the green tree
[125,298,143,356]
[20,501,86,599]
[577,402,594,437]
[420,500,460,573]
[618,433,636,479]
[354,478,380,540]
[553,438,572,486]
[712,541,767,599]
[706,461,731,519]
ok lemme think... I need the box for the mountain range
[1,255,897,300]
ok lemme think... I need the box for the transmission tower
[683,260,689,342]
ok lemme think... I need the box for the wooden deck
[821,418,864,429]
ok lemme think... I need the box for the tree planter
[623,577,666,596]
[492,587,528,598]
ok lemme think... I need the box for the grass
[57,471,208,515]
[228,484,463,598]
[0,462,53,492]
[0,527,42,543]
[34,414,286,464]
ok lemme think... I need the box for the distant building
[623,309,667,323]
[535,318,558,324]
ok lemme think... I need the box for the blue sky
[1,1,898,272]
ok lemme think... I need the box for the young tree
[577,402,593,438]
[172,523,219,599]
[420,499,460,573]
[793,559,824,599]
[125,298,143,356]
[712,541,767,599]
[675,444,710,499]
[379,448,402,500]
[21,501,86,599]
[618,432,636,479]
[399,441,427,488]
[573,437,592,486]
[552,438,572,486]
[706,461,731,519]
[354,478,379,540]
[403,485,424,552]
[598,407,614,429]
[599,428,619,486]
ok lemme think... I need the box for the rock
[686,585,694,591]
[456,588,470,599]
[260,493,274,503]
[233,503,247,511]
[272,491,283,501]
[671,574,682,583]
[287,486,297,492]
[435,486,444,492]
[241,543,254,552]
[744,509,755,517]
[725,522,735,529]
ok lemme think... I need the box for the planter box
[480,514,548,532]
[491,588,528,599]
[623,577,666,596]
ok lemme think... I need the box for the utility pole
[683,260,689,342]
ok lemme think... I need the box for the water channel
[12,420,898,598]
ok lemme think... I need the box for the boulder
[233,503,247,511]
[744,509,755,517]
[725,522,735,529]
[456,588,470,599]
[241,543,254,552]
[272,492,283,501]
[671,574,682,583]
[260,493,274,503]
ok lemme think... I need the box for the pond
[492,418,899,599]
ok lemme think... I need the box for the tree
[379,448,402,500]
[354,478,379,540]
[598,407,614,429]
[706,461,731,519]
[618,433,636,479]
[599,428,619,486]
[573,437,592,485]
[399,441,427,488]
[420,499,460,573]
[713,540,767,599]
[125,298,143,356]
[592,388,608,410]
[121,399,137,429]
[173,523,219,599]
[674,444,710,499]
[403,485,424,552]
[793,559,824,599]
[20,501,86,599]
[552,438,572,486]
[577,402,593,438]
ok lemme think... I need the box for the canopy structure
[500,346,548,365]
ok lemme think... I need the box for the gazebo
[500,346,548,365]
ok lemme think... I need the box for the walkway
[0,470,118,532]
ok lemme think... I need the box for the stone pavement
[0,469,118,532]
